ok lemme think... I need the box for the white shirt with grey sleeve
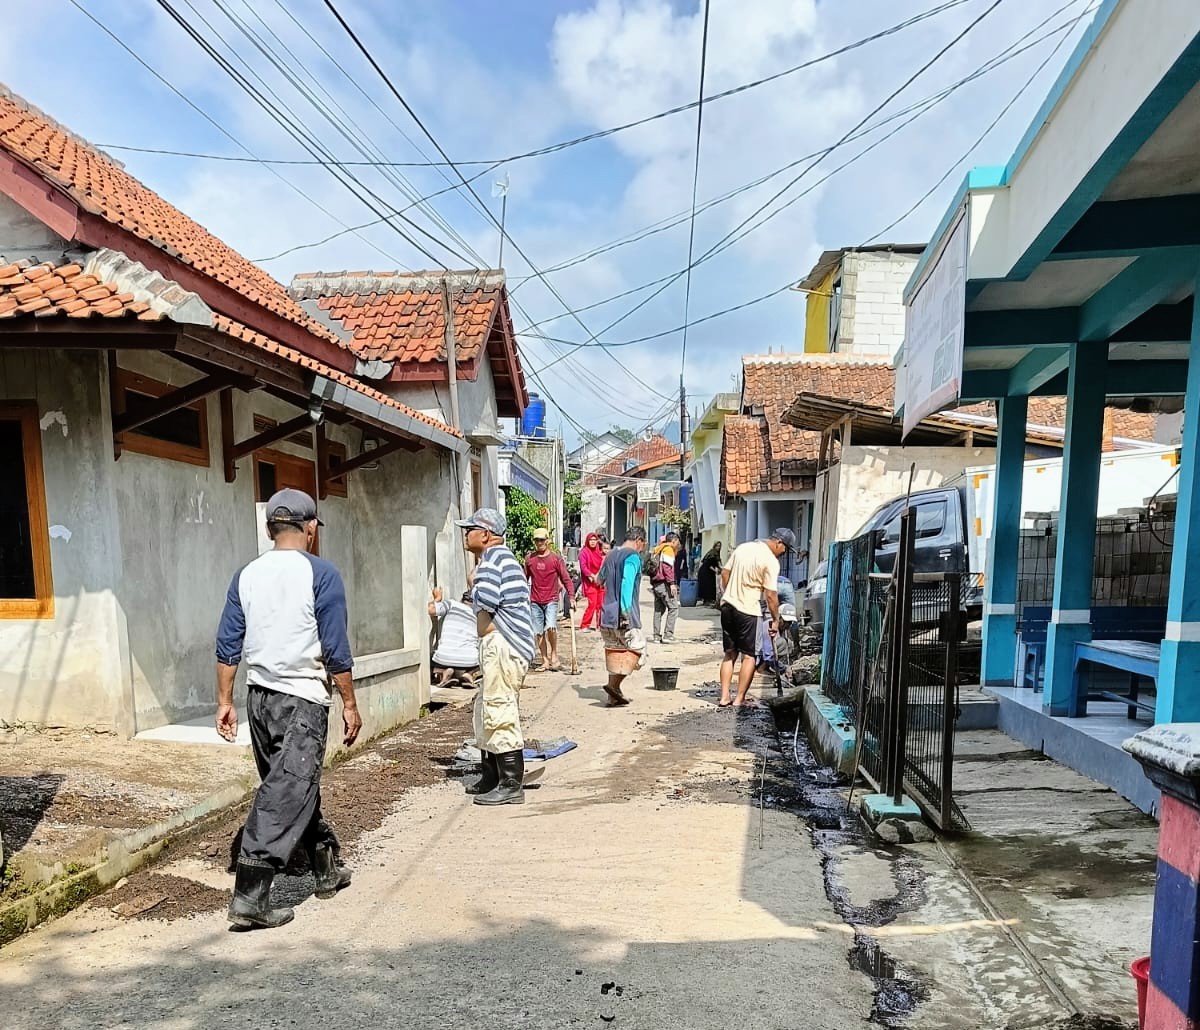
[215,550,353,706]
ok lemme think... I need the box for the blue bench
[1069,639,1161,719]
[1018,606,1050,691]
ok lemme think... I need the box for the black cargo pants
[239,686,339,870]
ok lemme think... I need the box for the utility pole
[493,173,510,269]
[679,374,689,502]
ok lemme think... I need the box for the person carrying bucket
[598,526,648,707]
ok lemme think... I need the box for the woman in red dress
[578,532,605,630]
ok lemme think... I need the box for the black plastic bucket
[651,667,679,691]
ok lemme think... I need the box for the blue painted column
[1157,279,1200,723]
[1044,343,1107,716]
[982,394,1028,686]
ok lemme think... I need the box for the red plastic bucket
[1130,955,1150,1029]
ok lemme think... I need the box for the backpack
[642,551,661,578]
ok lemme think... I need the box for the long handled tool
[567,601,582,676]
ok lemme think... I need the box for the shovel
[567,601,582,676]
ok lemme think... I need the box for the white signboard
[636,480,660,503]
[902,211,968,436]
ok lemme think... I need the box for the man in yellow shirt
[717,529,796,708]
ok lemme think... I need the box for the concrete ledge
[353,647,421,680]
[988,687,1160,815]
[0,775,254,948]
[801,687,856,775]
[859,793,923,827]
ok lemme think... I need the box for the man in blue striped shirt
[457,507,535,806]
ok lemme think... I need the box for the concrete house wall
[1,348,447,738]
[836,251,918,360]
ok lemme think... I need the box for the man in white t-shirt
[215,489,360,929]
[429,586,480,687]
[717,528,795,708]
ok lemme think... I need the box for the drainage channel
[736,704,930,1027]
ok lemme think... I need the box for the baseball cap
[770,527,798,552]
[532,527,549,540]
[265,488,323,527]
[779,603,797,623]
[455,507,507,536]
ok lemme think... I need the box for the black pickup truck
[803,485,978,633]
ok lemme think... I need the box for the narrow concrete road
[0,604,882,1029]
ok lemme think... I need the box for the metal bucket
[651,667,679,691]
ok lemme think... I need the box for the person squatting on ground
[215,489,359,930]
[716,529,797,709]
[524,527,573,672]
[598,526,648,707]
[459,507,537,805]
[649,531,681,644]
[578,532,606,630]
[429,584,479,688]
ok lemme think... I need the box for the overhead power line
[97,0,971,173]
[527,0,1010,373]
[525,0,1094,374]
[151,0,474,268]
[678,0,712,380]
[318,0,677,405]
[68,0,416,272]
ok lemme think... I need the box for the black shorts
[720,603,758,656]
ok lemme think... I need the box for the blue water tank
[521,393,546,438]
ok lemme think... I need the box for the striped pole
[1126,726,1200,1029]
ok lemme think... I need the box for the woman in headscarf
[698,541,723,605]
[578,531,606,630]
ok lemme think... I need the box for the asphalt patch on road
[84,703,474,922]
[104,873,228,922]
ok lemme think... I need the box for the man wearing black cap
[215,488,360,929]
[716,528,798,709]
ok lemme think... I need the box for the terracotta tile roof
[1024,397,1157,442]
[0,260,458,440]
[588,435,679,487]
[0,260,162,321]
[0,87,339,347]
[211,315,461,437]
[721,415,772,495]
[289,270,503,365]
[743,353,895,463]
[727,353,894,492]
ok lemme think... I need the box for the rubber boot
[228,859,294,929]
[309,843,352,900]
[473,750,525,806]
[464,751,499,795]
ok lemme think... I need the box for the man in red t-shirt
[524,528,573,672]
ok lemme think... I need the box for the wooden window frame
[325,440,348,498]
[114,368,211,467]
[0,402,54,619]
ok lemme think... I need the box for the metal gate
[822,512,969,831]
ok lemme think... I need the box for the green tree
[609,425,635,445]
[505,486,546,561]
[564,470,582,523]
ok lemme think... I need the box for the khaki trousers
[474,631,528,755]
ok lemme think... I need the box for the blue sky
[1,0,1098,445]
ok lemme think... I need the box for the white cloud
[0,0,1099,444]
